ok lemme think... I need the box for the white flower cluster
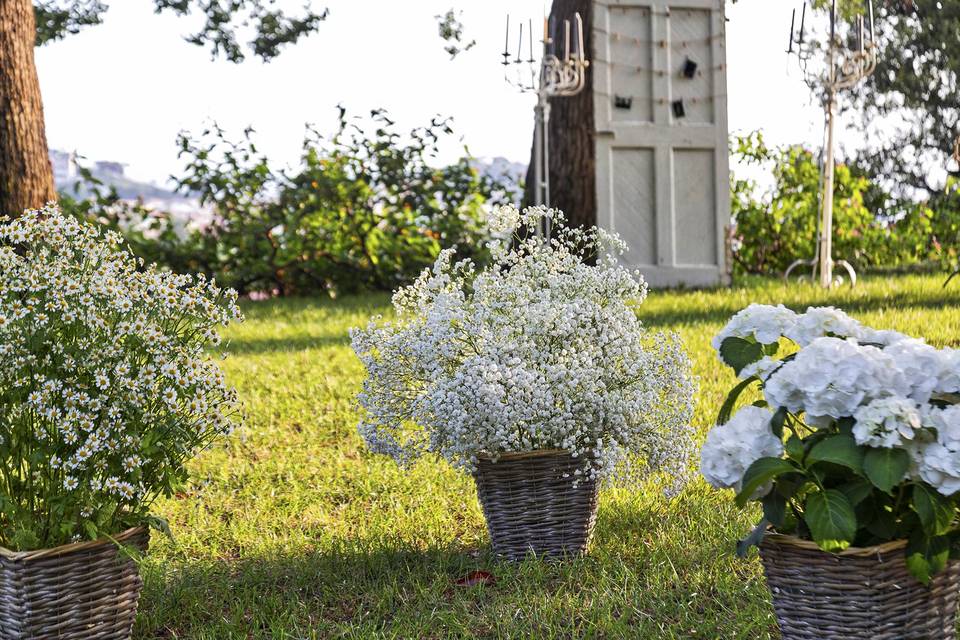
[711,303,908,355]
[352,205,696,488]
[701,304,960,497]
[0,205,243,547]
[699,406,783,497]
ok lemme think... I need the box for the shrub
[0,206,242,550]
[172,109,512,296]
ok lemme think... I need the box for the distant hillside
[51,150,201,216]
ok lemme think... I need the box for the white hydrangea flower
[353,205,696,489]
[699,406,783,497]
[711,303,797,352]
[764,337,910,420]
[739,355,782,381]
[784,306,866,346]
[882,339,949,404]
[852,396,923,448]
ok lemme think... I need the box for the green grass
[135,274,960,639]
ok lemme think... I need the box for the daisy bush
[351,205,696,489]
[0,205,243,551]
[701,304,960,581]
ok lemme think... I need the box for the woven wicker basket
[0,527,149,640]
[760,532,960,640]
[473,449,599,561]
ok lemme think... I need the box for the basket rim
[476,448,572,462]
[0,526,148,562]
[764,531,907,557]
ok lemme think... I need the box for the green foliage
[166,109,508,296]
[35,0,327,61]
[730,131,944,276]
[58,163,211,276]
[855,0,960,201]
[435,9,475,59]
[34,0,106,45]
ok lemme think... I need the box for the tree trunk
[523,0,596,230]
[0,0,55,216]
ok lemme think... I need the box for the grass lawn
[135,273,960,639]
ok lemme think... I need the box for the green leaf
[83,521,99,541]
[906,531,950,584]
[838,478,874,506]
[719,336,765,376]
[762,490,786,528]
[863,447,910,493]
[784,435,805,461]
[913,484,956,536]
[770,407,788,439]
[805,489,857,552]
[736,518,769,558]
[735,458,797,507]
[807,434,864,474]
[716,375,760,425]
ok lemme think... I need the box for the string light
[591,58,726,76]
[592,28,725,48]
[595,90,727,105]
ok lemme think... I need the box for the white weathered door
[592,0,730,287]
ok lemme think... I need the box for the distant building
[94,161,125,178]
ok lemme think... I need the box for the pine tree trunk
[0,0,56,216]
[523,0,596,230]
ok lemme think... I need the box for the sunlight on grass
[135,275,960,639]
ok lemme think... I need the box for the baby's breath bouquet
[352,205,696,489]
[0,206,243,551]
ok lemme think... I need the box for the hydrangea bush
[701,304,960,582]
[352,205,696,488]
[0,206,243,551]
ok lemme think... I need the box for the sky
[34,0,860,188]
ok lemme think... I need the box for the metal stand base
[783,258,857,287]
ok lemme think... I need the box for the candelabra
[783,0,877,288]
[502,12,589,237]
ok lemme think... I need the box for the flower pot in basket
[473,450,599,561]
[759,533,960,640]
[0,527,149,640]
[352,206,697,561]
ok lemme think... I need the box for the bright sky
[35,0,858,187]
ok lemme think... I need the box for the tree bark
[523,0,596,230]
[0,0,55,216]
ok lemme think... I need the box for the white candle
[576,13,584,61]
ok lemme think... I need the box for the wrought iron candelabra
[502,12,590,237]
[783,0,877,288]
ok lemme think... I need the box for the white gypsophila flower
[699,406,783,498]
[764,337,910,420]
[852,396,923,448]
[738,356,782,382]
[784,306,866,346]
[711,304,797,353]
[353,205,696,490]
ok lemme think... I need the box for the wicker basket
[473,449,599,561]
[760,532,960,640]
[0,527,149,640]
